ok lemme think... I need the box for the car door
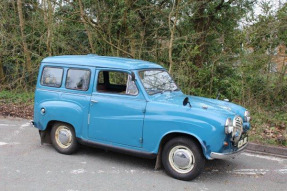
[88,69,146,147]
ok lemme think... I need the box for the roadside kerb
[246,142,287,158]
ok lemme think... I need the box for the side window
[97,71,138,96]
[66,69,91,91]
[109,71,128,85]
[41,67,63,88]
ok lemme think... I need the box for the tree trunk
[0,55,4,83]
[168,0,181,74]
[78,0,95,53]
[193,1,207,68]
[17,0,32,82]
[43,0,54,56]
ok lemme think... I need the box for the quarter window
[41,67,63,88]
[66,69,91,91]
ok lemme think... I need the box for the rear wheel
[51,122,78,154]
[162,137,205,181]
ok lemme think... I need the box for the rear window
[41,67,63,87]
[66,69,91,91]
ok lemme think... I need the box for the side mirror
[131,72,136,81]
[183,97,189,106]
[183,97,191,107]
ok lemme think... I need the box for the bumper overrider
[210,142,248,159]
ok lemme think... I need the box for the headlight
[244,110,250,122]
[225,118,233,134]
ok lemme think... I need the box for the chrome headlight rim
[224,118,233,134]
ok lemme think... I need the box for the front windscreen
[138,70,179,95]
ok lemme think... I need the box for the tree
[17,0,32,82]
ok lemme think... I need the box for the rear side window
[66,69,91,91]
[41,67,63,87]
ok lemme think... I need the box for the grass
[0,90,34,104]
[249,106,287,147]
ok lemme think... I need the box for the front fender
[143,102,228,159]
[143,118,222,159]
[158,130,211,159]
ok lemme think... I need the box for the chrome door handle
[91,100,98,103]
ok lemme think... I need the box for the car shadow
[77,145,156,170]
[74,144,241,180]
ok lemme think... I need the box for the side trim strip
[77,138,157,159]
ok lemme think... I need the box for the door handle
[91,99,98,103]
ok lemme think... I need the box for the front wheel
[51,122,78,154]
[162,137,205,181]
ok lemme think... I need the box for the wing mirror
[183,97,191,108]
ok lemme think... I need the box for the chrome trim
[58,129,70,145]
[202,105,208,109]
[233,116,243,131]
[210,143,248,159]
[173,149,191,168]
[55,126,72,149]
[232,116,243,144]
[169,146,194,173]
[37,88,90,96]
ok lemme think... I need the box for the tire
[162,137,205,181]
[50,122,78,154]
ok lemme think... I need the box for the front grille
[234,116,243,130]
[232,116,243,144]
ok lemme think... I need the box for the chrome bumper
[210,143,248,159]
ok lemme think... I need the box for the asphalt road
[0,117,286,191]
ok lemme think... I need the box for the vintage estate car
[32,54,250,181]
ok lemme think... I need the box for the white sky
[254,0,287,16]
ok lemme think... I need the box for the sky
[254,0,287,16]
[238,0,287,27]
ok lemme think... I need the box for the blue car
[33,55,250,180]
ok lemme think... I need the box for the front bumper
[210,143,248,159]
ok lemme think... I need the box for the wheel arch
[155,132,207,170]
[39,120,76,145]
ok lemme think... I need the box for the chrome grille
[232,116,243,144]
[234,116,243,129]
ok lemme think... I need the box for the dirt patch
[0,103,33,119]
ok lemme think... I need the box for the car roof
[41,55,164,70]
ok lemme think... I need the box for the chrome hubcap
[55,126,72,149]
[169,146,194,173]
[173,149,191,168]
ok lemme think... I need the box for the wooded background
[0,0,286,145]
[0,0,286,113]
